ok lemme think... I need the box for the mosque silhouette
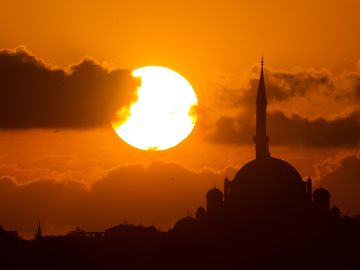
[172,59,334,239]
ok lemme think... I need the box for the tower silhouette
[313,187,331,213]
[35,219,42,240]
[218,59,306,222]
[206,188,223,216]
[253,58,270,159]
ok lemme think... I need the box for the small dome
[206,188,223,198]
[330,205,341,217]
[172,216,197,234]
[313,187,330,198]
[195,207,206,220]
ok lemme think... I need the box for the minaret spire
[35,219,42,240]
[253,58,270,159]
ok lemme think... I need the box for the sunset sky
[0,0,359,238]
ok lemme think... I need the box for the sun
[111,66,198,150]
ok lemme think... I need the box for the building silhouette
[313,186,331,213]
[173,59,334,237]
[35,219,42,240]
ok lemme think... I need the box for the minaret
[35,219,42,240]
[253,58,270,159]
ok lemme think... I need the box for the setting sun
[111,66,198,150]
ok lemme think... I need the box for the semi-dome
[172,216,197,235]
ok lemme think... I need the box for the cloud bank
[207,66,360,147]
[317,154,360,214]
[0,47,138,129]
[0,162,225,237]
[208,109,360,147]
[1,157,359,238]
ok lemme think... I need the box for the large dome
[234,157,303,185]
[227,157,306,216]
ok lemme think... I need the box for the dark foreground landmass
[1,214,360,270]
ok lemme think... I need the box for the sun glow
[112,66,198,150]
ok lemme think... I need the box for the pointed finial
[261,57,264,67]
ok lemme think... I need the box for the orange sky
[0,0,359,238]
[1,1,359,74]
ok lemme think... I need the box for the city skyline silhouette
[1,2,360,269]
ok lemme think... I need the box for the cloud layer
[0,162,225,237]
[1,156,359,237]
[208,109,360,147]
[318,154,360,214]
[0,47,138,129]
[207,66,360,147]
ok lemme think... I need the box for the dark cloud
[223,67,334,108]
[319,155,360,215]
[354,76,360,100]
[0,162,224,237]
[268,110,360,147]
[206,114,253,145]
[208,65,360,147]
[207,109,360,147]
[0,47,138,129]
[267,69,332,100]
